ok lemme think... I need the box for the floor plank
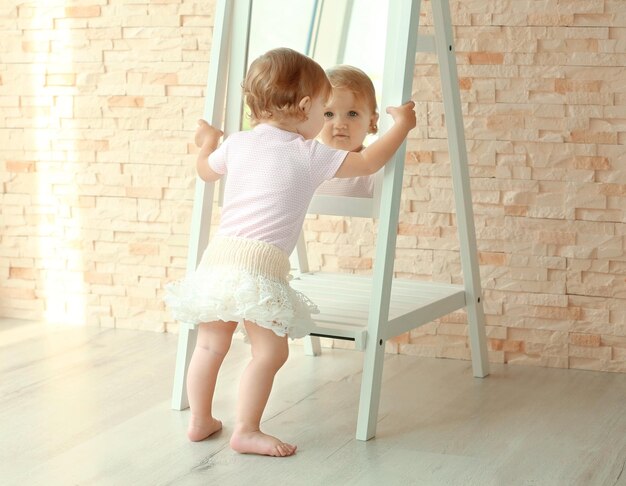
[1,319,625,486]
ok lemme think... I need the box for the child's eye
[348,111,358,117]
[324,111,334,119]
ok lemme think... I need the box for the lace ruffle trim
[164,267,317,338]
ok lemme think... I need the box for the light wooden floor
[2,318,625,486]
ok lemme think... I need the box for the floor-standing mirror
[173,0,489,443]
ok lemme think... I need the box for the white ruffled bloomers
[164,236,317,339]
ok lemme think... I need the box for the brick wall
[1,0,625,372]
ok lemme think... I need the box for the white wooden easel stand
[171,0,489,443]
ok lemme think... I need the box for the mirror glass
[247,0,389,201]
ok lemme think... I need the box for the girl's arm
[195,119,224,182]
[334,101,416,178]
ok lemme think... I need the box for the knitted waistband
[201,236,290,282]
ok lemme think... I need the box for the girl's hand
[195,119,224,148]
[386,101,416,131]
[194,119,223,182]
[336,100,417,178]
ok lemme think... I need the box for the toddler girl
[165,47,415,457]
[316,65,379,198]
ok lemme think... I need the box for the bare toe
[277,443,296,457]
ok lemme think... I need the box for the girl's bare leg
[186,320,237,441]
[229,321,296,457]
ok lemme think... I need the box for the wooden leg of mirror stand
[303,335,322,356]
[355,334,386,441]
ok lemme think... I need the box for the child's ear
[298,96,312,114]
[369,113,380,134]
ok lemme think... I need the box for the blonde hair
[243,48,331,125]
[326,65,378,133]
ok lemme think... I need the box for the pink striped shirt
[208,124,348,254]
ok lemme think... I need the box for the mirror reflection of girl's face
[319,87,377,152]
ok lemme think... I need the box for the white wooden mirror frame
[171,0,490,442]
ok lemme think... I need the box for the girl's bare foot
[187,415,223,442]
[230,429,297,457]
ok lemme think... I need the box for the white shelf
[290,272,467,348]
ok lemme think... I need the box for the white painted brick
[1,0,624,373]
